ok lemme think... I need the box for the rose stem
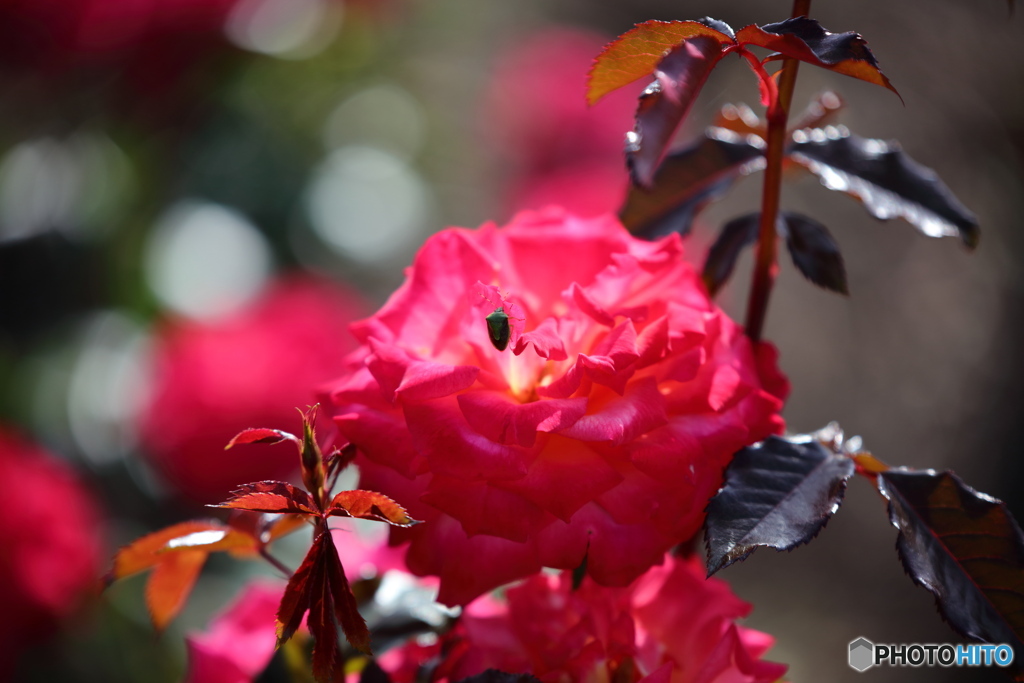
[744,0,811,343]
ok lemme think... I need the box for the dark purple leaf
[877,469,1024,660]
[789,130,980,249]
[359,660,393,683]
[620,131,764,238]
[454,672,543,683]
[627,35,728,187]
[705,434,855,575]
[696,16,736,40]
[781,212,848,295]
[702,212,761,296]
[735,18,899,98]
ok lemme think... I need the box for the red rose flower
[325,208,787,605]
[140,275,365,503]
[0,428,102,669]
[379,554,787,683]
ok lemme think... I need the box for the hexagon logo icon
[849,637,875,672]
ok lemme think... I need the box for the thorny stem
[744,0,811,343]
[260,547,294,578]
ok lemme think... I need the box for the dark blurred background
[0,0,1021,681]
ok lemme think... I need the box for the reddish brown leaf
[104,519,270,632]
[281,529,371,682]
[587,20,735,105]
[735,18,899,98]
[214,481,318,515]
[226,427,298,449]
[326,491,419,527]
[105,520,228,583]
[277,532,319,645]
[145,549,207,632]
[323,530,371,655]
[308,541,339,683]
[160,527,258,557]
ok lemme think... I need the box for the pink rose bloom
[483,29,638,218]
[380,554,787,683]
[0,428,103,670]
[185,580,283,683]
[325,208,787,605]
[140,275,365,503]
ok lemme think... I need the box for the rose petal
[567,282,616,327]
[512,317,568,360]
[422,476,551,542]
[366,339,479,403]
[403,514,542,607]
[493,436,623,522]
[333,407,426,476]
[559,378,667,444]
[185,580,283,683]
[536,503,673,586]
[404,396,538,480]
[357,229,497,352]
[457,391,588,448]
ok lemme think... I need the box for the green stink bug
[485,307,512,351]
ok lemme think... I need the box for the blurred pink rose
[325,208,787,605]
[483,29,638,218]
[380,554,787,683]
[140,275,366,503]
[0,428,103,670]
[185,579,283,683]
